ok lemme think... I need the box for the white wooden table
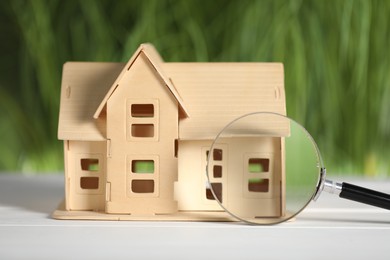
[0,174,389,259]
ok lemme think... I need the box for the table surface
[0,174,389,260]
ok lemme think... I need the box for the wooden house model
[54,43,287,221]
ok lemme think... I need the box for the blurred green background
[0,0,389,176]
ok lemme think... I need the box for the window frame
[243,153,273,199]
[127,99,159,142]
[203,145,228,204]
[75,154,104,195]
[127,155,159,198]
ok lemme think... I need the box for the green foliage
[0,0,389,175]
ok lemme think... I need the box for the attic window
[131,104,154,118]
[127,100,159,141]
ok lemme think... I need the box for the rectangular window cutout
[213,165,222,178]
[249,158,269,173]
[132,160,154,173]
[131,104,154,117]
[248,178,269,192]
[80,177,99,189]
[213,149,223,161]
[206,183,223,202]
[131,124,154,137]
[132,180,155,193]
[81,159,99,171]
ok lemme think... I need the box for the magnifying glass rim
[206,111,326,225]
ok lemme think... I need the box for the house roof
[93,43,189,119]
[163,63,286,140]
[58,62,124,140]
[58,44,286,141]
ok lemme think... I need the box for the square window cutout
[132,160,154,173]
[132,180,155,193]
[248,178,269,192]
[80,159,99,171]
[131,124,154,137]
[213,165,222,178]
[249,158,269,173]
[80,177,99,189]
[206,183,223,202]
[213,149,223,161]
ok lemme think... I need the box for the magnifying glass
[206,112,390,225]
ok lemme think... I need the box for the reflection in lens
[206,112,323,225]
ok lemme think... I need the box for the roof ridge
[93,44,189,119]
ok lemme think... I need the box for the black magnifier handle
[324,180,390,210]
[340,182,390,210]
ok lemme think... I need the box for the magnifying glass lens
[206,112,323,224]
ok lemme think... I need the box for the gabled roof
[164,62,286,140]
[58,62,124,141]
[93,43,189,119]
[58,44,286,141]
